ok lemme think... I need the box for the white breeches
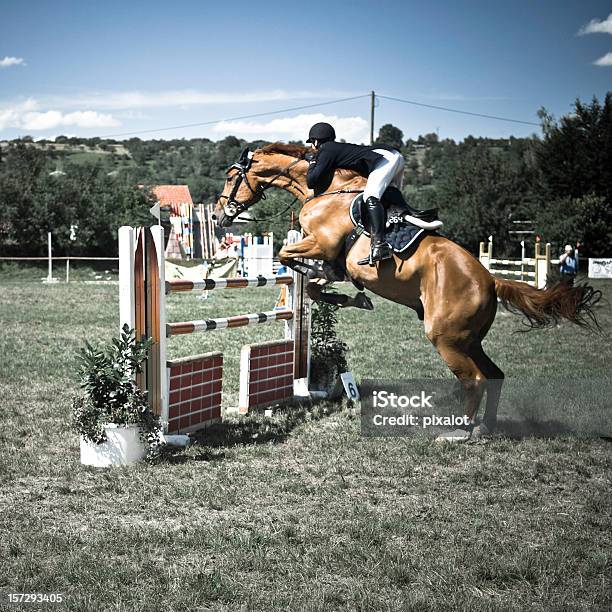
[363,149,405,201]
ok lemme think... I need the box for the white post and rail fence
[0,232,119,283]
[479,238,560,289]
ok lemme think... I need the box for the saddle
[347,187,443,255]
[369,186,439,222]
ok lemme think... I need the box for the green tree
[534,195,611,258]
[428,144,534,254]
[0,143,50,254]
[535,93,612,255]
[376,124,404,150]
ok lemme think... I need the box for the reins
[219,157,305,223]
[304,189,364,203]
[219,149,365,224]
[234,197,299,223]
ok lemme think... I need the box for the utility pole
[369,90,375,145]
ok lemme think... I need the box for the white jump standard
[479,239,556,289]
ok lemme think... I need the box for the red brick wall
[167,352,222,434]
[239,340,294,414]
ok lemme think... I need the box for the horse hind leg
[429,337,487,441]
[469,344,504,436]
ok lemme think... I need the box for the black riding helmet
[306,122,336,144]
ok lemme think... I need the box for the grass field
[1,269,611,611]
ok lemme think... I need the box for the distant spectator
[275,260,289,309]
[215,236,236,260]
[277,240,288,276]
[559,243,579,285]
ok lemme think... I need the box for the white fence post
[479,241,491,270]
[42,232,58,283]
[286,229,311,398]
[151,225,169,431]
[118,226,136,333]
[535,242,551,289]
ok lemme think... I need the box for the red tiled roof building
[151,185,193,216]
[152,185,194,259]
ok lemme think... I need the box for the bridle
[218,148,305,223]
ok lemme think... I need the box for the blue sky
[1,0,611,143]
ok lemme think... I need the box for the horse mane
[260,142,362,182]
[261,143,310,159]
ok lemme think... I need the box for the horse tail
[494,278,602,331]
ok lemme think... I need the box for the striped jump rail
[167,275,293,293]
[492,269,536,277]
[167,309,294,336]
[489,258,536,265]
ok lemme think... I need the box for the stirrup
[358,243,392,266]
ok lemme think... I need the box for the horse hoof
[354,293,374,310]
[435,428,471,443]
[307,264,324,280]
[472,423,493,439]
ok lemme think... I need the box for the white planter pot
[80,423,146,467]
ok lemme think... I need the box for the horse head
[214,144,309,227]
[214,148,263,227]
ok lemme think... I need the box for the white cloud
[44,89,352,110]
[22,110,120,130]
[0,56,25,68]
[578,13,612,35]
[22,98,39,111]
[594,52,612,66]
[0,89,358,136]
[0,99,37,130]
[0,108,19,130]
[212,113,369,143]
[21,111,64,130]
[423,93,509,102]
[116,110,154,120]
[0,99,120,131]
[64,111,120,128]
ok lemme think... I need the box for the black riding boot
[358,197,392,266]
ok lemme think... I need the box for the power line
[377,94,540,127]
[98,91,540,139]
[100,94,371,138]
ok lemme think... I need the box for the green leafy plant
[309,295,349,396]
[72,324,162,453]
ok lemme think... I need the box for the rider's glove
[305,152,316,163]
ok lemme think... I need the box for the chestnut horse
[215,143,600,437]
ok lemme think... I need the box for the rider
[305,122,405,265]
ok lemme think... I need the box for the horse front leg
[278,234,328,276]
[280,235,373,310]
[306,280,373,310]
[279,234,324,267]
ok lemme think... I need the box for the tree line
[0,93,610,259]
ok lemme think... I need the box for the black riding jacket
[306,141,398,192]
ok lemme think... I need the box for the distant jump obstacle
[119,225,311,434]
[479,239,556,289]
